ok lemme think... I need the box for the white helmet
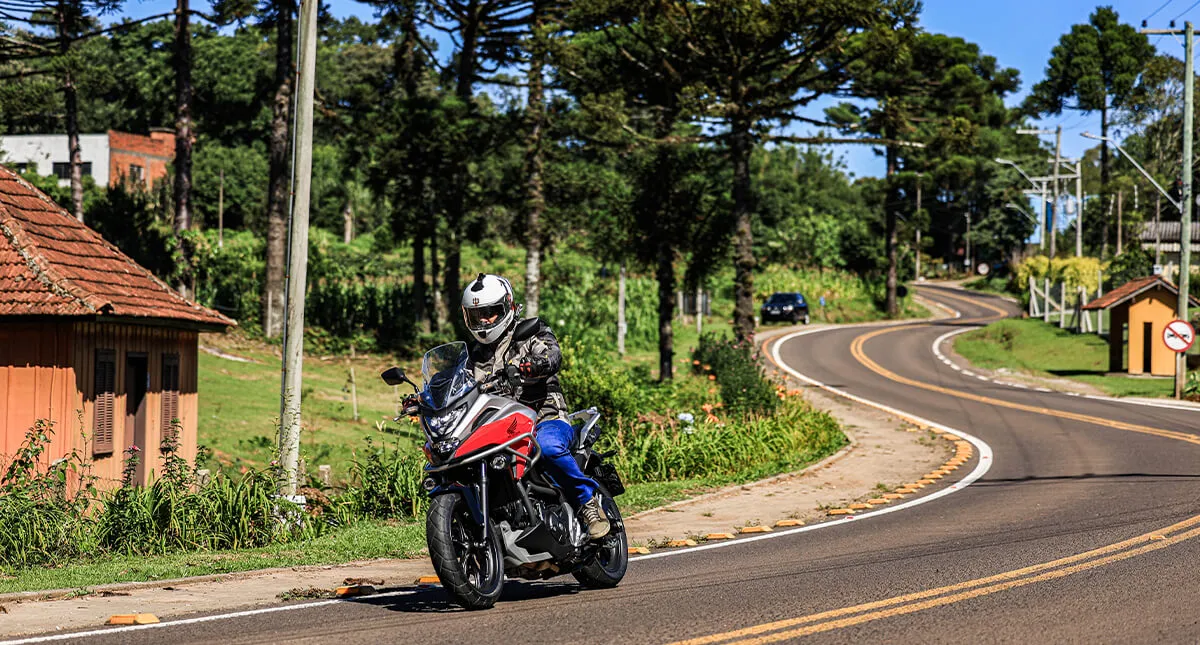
[462,273,516,345]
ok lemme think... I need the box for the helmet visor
[464,303,508,331]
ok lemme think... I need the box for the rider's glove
[504,364,523,390]
[518,358,546,378]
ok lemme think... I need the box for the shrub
[691,333,779,418]
[559,339,651,422]
[1015,256,1104,294]
[336,436,428,521]
[0,421,96,569]
[603,398,844,484]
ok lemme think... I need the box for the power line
[1173,0,1200,21]
[1147,0,1177,21]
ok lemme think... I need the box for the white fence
[1027,276,1105,336]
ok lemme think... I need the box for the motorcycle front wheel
[572,488,628,588]
[427,493,504,610]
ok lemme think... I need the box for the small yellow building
[1082,275,1199,376]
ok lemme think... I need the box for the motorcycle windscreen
[421,342,475,410]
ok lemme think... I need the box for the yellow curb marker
[775,519,804,527]
[628,546,651,554]
[336,585,376,598]
[827,509,854,516]
[740,526,773,534]
[848,503,872,510]
[414,575,441,585]
[107,614,159,626]
[867,498,890,505]
[667,539,698,547]
[882,493,906,499]
[917,479,935,485]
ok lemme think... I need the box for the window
[161,354,181,447]
[14,162,29,173]
[51,162,92,179]
[129,164,145,183]
[93,349,116,456]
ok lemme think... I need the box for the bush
[559,339,651,422]
[1015,256,1104,294]
[691,333,779,418]
[0,421,96,569]
[336,436,428,521]
[603,398,844,484]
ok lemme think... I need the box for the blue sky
[117,0,1186,179]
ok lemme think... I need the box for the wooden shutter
[93,349,116,456]
[160,353,181,447]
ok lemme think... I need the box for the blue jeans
[535,419,599,507]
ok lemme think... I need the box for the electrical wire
[1172,0,1200,22]
[1147,0,1177,21]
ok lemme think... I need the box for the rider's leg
[535,419,609,538]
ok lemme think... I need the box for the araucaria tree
[1024,6,1152,257]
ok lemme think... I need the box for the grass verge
[955,318,1175,398]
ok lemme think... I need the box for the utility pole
[915,176,922,281]
[278,0,317,497]
[1138,21,1193,397]
[965,213,972,273]
[1076,164,1084,257]
[1155,195,1162,267]
[1051,125,1062,258]
[1180,21,1194,399]
[1116,191,1123,255]
[218,169,224,249]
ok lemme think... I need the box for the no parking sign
[1163,319,1196,353]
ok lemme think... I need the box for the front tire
[572,489,628,589]
[427,494,504,610]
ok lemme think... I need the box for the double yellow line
[679,290,1200,644]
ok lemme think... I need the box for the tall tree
[522,0,549,318]
[174,0,194,296]
[1024,6,1152,258]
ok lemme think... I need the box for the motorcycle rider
[460,273,611,540]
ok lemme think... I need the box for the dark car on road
[760,292,810,325]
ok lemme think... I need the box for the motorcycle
[381,341,628,610]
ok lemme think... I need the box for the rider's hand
[503,364,523,390]
[518,358,545,378]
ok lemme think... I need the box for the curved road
[16,285,1200,644]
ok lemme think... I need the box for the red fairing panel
[454,414,535,476]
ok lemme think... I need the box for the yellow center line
[680,291,1200,644]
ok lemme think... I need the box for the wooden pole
[617,263,627,355]
[218,169,224,249]
[695,284,703,335]
[349,367,358,421]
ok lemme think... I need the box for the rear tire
[572,489,628,589]
[427,494,504,610]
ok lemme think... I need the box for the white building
[0,134,111,186]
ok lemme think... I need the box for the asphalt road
[22,285,1200,644]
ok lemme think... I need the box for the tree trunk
[522,6,546,319]
[1100,102,1110,259]
[65,72,83,221]
[413,218,427,333]
[173,0,194,297]
[657,241,675,381]
[263,0,295,338]
[430,225,445,330]
[885,144,899,318]
[731,117,755,343]
[342,202,353,243]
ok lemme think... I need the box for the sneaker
[579,494,611,540]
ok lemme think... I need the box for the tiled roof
[1139,221,1200,243]
[1082,274,1200,311]
[0,166,234,327]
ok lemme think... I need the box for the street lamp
[1005,202,1038,225]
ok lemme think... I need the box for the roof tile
[0,166,234,327]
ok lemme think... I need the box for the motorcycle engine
[532,499,571,545]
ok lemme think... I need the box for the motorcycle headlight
[423,404,468,441]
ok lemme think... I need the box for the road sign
[1162,319,1196,353]
[977,263,990,276]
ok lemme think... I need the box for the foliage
[691,333,779,418]
[1104,246,1154,290]
[559,339,652,422]
[335,435,428,521]
[1186,371,1200,402]
[603,398,844,485]
[1015,256,1104,293]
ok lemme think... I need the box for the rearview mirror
[381,366,418,392]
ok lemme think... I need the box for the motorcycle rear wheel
[427,494,505,610]
[572,488,628,588]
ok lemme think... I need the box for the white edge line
[631,322,994,564]
[0,590,417,644]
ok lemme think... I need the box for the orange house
[0,166,234,485]
[1082,275,1200,377]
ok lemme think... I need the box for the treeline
[0,1,1172,373]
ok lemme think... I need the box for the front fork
[426,461,491,542]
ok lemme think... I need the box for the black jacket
[467,317,567,421]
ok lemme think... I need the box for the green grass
[955,318,1175,398]
[0,520,427,595]
[198,335,424,478]
[963,275,1020,299]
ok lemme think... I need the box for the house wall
[107,130,174,188]
[0,320,199,486]
[0,134,111,186]
[1127,289,1178,377]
